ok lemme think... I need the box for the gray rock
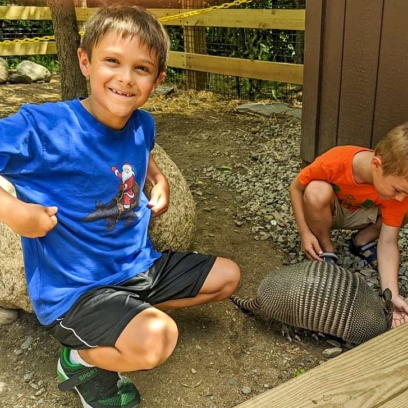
[322,347,343,359]
[0,307,19,325]
[8,73,32,84]
[16,60,51,82]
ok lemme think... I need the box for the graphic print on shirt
[82,163,141,231]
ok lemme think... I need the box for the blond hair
[81,5,170,76]
[375,122,408,177]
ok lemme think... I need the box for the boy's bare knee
[140,317,178,369]
[215,259,241,299]
[118,310,178,370]
[304,181,333,208]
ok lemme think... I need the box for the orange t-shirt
[298,145,408,227]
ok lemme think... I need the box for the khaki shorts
[332,195,379,230]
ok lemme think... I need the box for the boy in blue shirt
[0,6,241,408]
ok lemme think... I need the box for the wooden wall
[301,0,408,163]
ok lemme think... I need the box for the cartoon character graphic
[112,163,135,209]
[82,163,140,231]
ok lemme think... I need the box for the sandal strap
[349,233,378,270]
[358,240,377,251]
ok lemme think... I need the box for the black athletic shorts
[45,250,216,349]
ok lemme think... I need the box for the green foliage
[295,368,306,377]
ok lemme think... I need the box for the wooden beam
[233,322,408,407]
[0,6,52,20]
[300,0,324,163]
[0,6,305,30]
[0,6,96,21]
[168,52,303,85]
[0,41,56,56]
[153,9,306,30]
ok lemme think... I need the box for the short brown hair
[81,5,170,76]
[375,122,408,177]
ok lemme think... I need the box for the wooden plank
[372,0,408,147]
[337,0,383,148]
[300,0,324,163]
[153,9,306,30]
[0,5,95,20]
[233,322,408,408]
[316,0,346,156]
[381,389,408,408]
[0,6,305,30]
[0,41,56,56]
[169,51,303,84]
[167,51,186,68]
[0,5,51,20]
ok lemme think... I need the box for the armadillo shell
[256,261,391,344]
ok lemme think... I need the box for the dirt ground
[0,78,328,408]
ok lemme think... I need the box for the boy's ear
[151,72,166,94]
[77,48,91,78]
[371,155,383,171]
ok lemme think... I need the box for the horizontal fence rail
[0,5,305,86]
[0,6,305,30]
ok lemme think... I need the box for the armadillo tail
[230,295,261,313]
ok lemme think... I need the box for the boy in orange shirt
[290,123,408,328]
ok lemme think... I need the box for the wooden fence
[0,6,305,87]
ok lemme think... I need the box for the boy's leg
[51,252,240,375]
[302,180,336,252]
[80,308,178,372]
[351,215,382,246]
[154,257,240,310]
[82,257,240,371]
[50,289,178,407]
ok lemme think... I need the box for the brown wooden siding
[301,0,408,163]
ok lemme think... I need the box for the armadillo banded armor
[231,261,392,344]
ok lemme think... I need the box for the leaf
[295,368,306,377]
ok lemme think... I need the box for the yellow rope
[0,0,253,46]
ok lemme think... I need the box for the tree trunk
[47,0,88,100]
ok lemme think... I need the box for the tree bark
[47,0,88,100]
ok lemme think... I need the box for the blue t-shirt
[0,99,161,325]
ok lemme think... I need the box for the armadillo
[230,260,393,344]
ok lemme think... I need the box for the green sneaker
[57,347,140,408]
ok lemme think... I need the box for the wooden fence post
[182,0,207,91]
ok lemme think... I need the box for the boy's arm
[0,186,58,238]
[289,177,323,261]
[146,154,169,217]
[377,224,408,327]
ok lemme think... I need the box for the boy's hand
[147,182,169,218]
[300,231,323,261]
[391,296,408,328]
[8,203,58,238]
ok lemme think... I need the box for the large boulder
[149,144,196,252]
[0,144,196,315]
[15,60,51,82]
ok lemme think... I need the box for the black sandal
[349,232,378,270]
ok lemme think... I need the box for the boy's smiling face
[78,31,165,130]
